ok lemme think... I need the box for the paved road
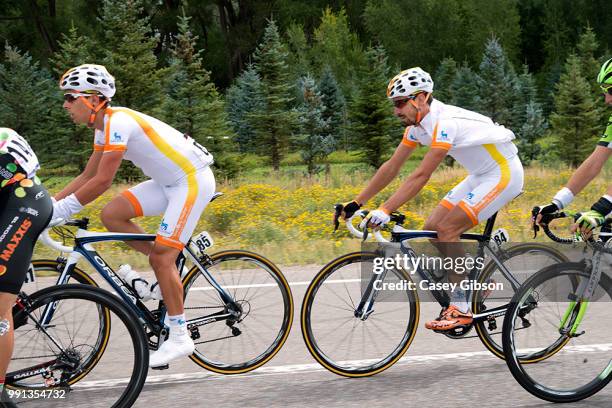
[14,265,612,407]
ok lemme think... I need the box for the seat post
[482,212,498,238]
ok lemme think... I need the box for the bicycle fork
[558,257,602,337]
[355,269,388,320]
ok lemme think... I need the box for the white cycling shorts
[439,148,524,225]
[122,166,215,249]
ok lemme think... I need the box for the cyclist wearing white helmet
[336,67,524,331]
[533,57,612,236]
[54,64,215,368]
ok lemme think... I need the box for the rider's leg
[100,180,168,255]
[0,293,17,381]
[148,168,215,367]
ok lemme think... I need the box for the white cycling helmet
[387,67,433,99]
[59,64,116,99]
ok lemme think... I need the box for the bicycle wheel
[301,252,419,377]
[473,243,569,361]
[6,285,148,408]
[182,250,293,374]
[502,262,612,402]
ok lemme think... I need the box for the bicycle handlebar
[534,210,612,245]
[345,210,388,242]
[38,217,90,253]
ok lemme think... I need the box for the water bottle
[117,265,154,301]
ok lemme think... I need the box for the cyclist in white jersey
[336,67,524,331]
[52,64,215,367]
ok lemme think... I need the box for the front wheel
[502,262,612,402]
[182,250,293,374]
[7,285,148,408]
[301,252,419,377]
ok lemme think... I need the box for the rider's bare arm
[73,151,124,205]
[355,143,415,205]
[382,147,447,211]
[565,146,612,195]
[55,150,103,200]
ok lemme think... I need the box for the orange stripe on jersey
[155,235,185,250]
[102,145,127,152]
[112,108,199,242]
[401,126,418,147]
[439,199,454,210]
[122,190,143,217]
[93,144,104,151]
[458,201,478,226]
[473,144,510,213]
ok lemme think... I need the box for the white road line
[190,279,362,291]
[72,342,612,390]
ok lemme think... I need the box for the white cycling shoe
[149,333,195,368]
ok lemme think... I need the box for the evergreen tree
[311,7,365,95]
[226,65,265,153]
[513,66,547,164]
[0,45,54,160]
[476,36,518,127]
[250,19,298,171]
[162,11,238,179]
[47,25,98,171]
[285,23,312,84]
[575,25,607,129]
[100,0,164,113]
[450,64,481,111]
[549,54,600,167]
[434,57,458,103]
[318,65,346,150]
[517,101,546,164]
[349,45,398,168]
[295,75,334,175]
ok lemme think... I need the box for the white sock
[167,313,188,339]
[450,289,469,313]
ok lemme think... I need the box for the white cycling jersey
[402,99,517,174]
[399,99,524,224]
[93,107,213,185]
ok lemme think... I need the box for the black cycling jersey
[0,169,51,294]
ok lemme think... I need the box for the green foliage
[318,66,347,150]
[295,75,335,175]
[476,36,519,127]
[549,54,600,167]
[161,11,238,180]
[450,64,481,111]
[310,8,365,95]
[349,46,399,168]
[226,65,265,153]
[434,58,458,103]
[100,0,164,113]
[0,45,54,157]
[250,19,299,171]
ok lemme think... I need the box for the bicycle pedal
[151,364,169,370]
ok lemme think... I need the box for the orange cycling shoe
[425,305,473,331]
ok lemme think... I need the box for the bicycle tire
[182,250,293,374]
[502,262,612,402]
[7,284,148,408]
[301,251,419,377]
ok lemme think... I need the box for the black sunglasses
[392,96,417,108]
[601,85,612,96]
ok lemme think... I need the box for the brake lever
[333,204,342,232]
[531,206,540,239]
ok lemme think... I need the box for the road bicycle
[301,208,570,377]
[7,195,293,401]
[502,212,612,402]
